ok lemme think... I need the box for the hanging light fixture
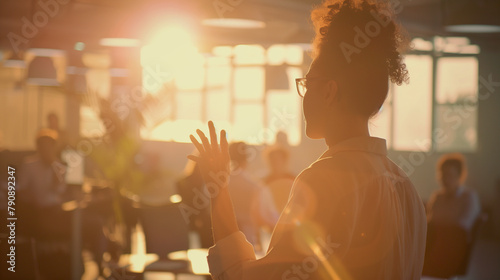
[443,0,500,33]
[26,56,60,86]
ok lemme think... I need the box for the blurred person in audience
[427,153,481,231]
[17,129,74,279]
[262,144,295,213]
[18,129,68,209]
[47,112,69,157]
[18,129,107,278]
[188,1,427,279]
[227,142,279,252]
[177,156,213,248]
[274,130,291,150]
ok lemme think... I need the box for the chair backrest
[140,203,190,258]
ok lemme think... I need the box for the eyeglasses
[295,77,332,98]
[295,78,307,98]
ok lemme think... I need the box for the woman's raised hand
[189,121,239,241]
[188,121,231,189]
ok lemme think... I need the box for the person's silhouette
[188,1,427,279]
[427,153,480,231]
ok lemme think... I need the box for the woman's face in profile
[439,165,461,194]
[302,60,330,139]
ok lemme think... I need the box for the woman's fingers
[196,129,212,156]
[189,134,206,156]
[208,121,219,153]
[220,129,229,160]
[192,121,228,166]
[187,154,200,162]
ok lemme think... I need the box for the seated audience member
[47,112,70,158]
[228,142,279,251]
[18,129,74,279]
[427,153,481,231]
[262,145,295,213]
[18,129,68,209]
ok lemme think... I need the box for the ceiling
[0,0,499,54]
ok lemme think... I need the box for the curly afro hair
[310,0,411,117]
[311,0,410,84]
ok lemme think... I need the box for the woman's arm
[188,121,239,242]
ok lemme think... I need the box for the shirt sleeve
[206,165,355,280]
[207,231,256,280]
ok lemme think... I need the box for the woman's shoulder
[300,151,364,180]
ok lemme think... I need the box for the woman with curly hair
[188,1,426,279]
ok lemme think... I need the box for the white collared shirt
[207,137,427,280]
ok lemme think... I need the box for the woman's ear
[324,80,338,106]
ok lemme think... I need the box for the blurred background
[0,0,499,279]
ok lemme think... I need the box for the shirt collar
[319,136,387,159]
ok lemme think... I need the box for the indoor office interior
[0,0,499,279]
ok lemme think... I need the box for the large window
[370,37,479,152]
[140,43,304,145]
[435,57,478,151]
[79,35,479,151]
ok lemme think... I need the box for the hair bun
[311,0,410,85]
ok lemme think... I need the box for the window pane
[206,56,231,122]
[267,45,286,66]
[231,104,264,144]
[393,55,433,151]
[234,45,265,65]
[436,57,478,103]
[435,57,478,151]
[207,89,230,122]
[175,54,205,90]
[234,67,265,101]
[206,57,231,87]
[176,92,202,120]
[285,45,304,65]
[266,44,304,67]
[267,92,301,146]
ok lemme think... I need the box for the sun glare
[141,24,201,91]
[140,23,303,145]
